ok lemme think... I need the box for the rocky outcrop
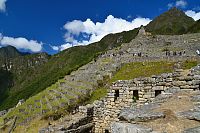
[177,92,200,121]
[39,104,94,133]
[111,122,154,133]
[119,104,164,122]
[183,126,200,133]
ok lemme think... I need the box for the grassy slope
[1,7,199,111]
[187,20,200,33]
[0,28,139,111]
[86,88,108,104]
[1,60,197,131]
[111,61,175,82]
[110,60,198,82]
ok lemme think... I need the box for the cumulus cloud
[50,45,59,51]
[185,10,200,21]
[54,15,151,51]
[0,34,43,52]
[176,0,187,8]
[0,0,7,12]
[167,0,187,9]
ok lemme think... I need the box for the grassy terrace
[0,60,197,131]
[110,60,198,82]
[110,61,174,82]
[87,88,108,104]
[87,60,198,104]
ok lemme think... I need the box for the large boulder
[111,122,153,133]
[182,126,200,133]
[191,95,200,102]
[119,103,164,122]
[177,108,200,121]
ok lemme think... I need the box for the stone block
[173,81,187,86]
[180,85,191,89]
[152,86,164,90]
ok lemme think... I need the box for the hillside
[0,29,139,111]
[0,46,22,59]
[188,19,200,33]
[1,7,199,111]
[0,7,199,132]
[0,47,50,110]
[1,30,200,129]
[145,7,195,35]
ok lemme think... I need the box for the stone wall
[93,66,200,133]
[39,104,94,133]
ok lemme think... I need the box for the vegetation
[145,7,195,35]
[110,61,175,82]
[13,118,49,133]
[0,28,139,111]
[187,20,200,33]
[87,88,108,104]
[0,7,200,111]
[182,60,198,69]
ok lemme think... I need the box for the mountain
[0,46,22,59]
[146,7,195,35]
[0,7,200,131]
[187,19,200,33]
[0,46,50,110]
[0,29,139,110]
[0,7,198,111]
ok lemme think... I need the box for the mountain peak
[146,8,195,35]
[168,7,182,12]
[0,46,22,59]
[165,7,186,17]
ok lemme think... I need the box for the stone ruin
[0,110,7,117]
[39,104,94,133]
[137,26,151,37]
[93,65,200,133]
[16,99,25,107]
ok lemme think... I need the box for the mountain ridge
[0,7,200,111]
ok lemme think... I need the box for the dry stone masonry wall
[94,65,200,133]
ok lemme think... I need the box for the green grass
[110,61,175,82]
[87,88,108,104]
[87,60,198,104]
[182,60,198,70]
[0,28,139,111]
[0,117,3,125]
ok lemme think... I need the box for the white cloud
[185,10,200,21]
[0,35,43,52]
[60,43,72,51]
[58,15,151,51]
[167,0,187,9]
[0,0,7,12]
[176,0,187,8]
[167,3,173,9]
[51,43,74,51]
[50,45,59,51]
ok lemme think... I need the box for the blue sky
[0,0,199,54]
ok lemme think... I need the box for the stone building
[93,67,200,133]
[137,26,151,37]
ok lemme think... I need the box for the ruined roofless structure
[137,26,151,37]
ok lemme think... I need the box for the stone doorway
[133,90,139,101]
[155,90,162,97]
[114,90,119,101]
[105,129,109,133]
